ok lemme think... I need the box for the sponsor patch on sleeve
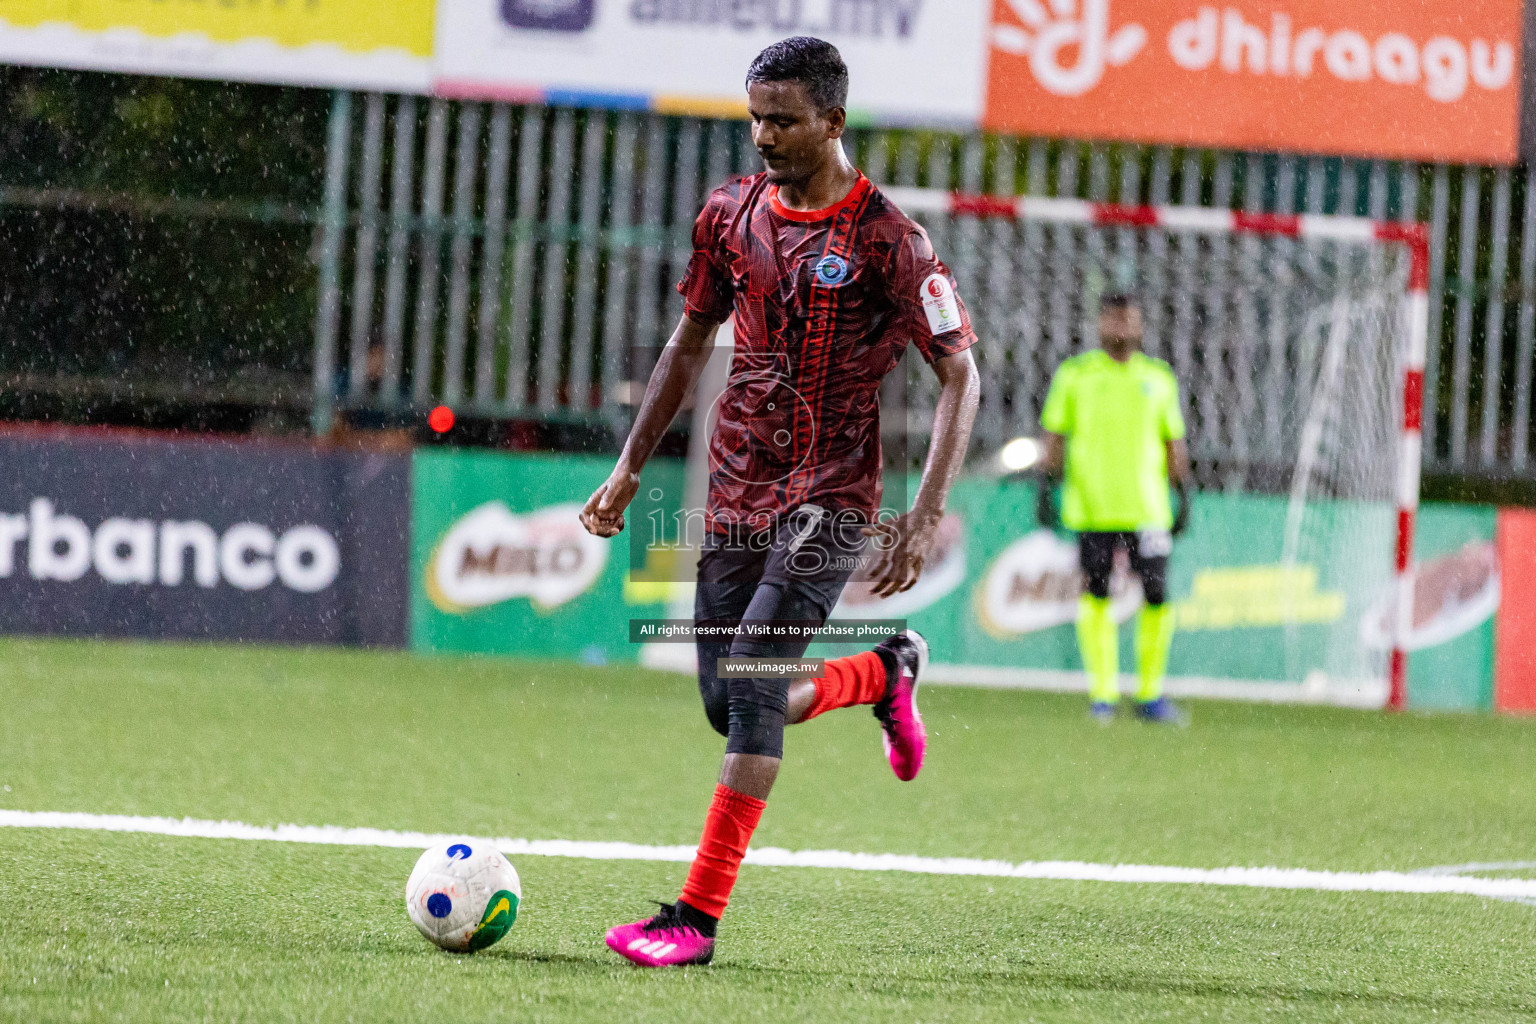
[921,273,961,336]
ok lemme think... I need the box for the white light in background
[997,437,1042,473]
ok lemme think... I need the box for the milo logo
[426,501,608,613]
[976,529,1140,636]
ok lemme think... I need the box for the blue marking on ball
[426,893,452,918]
[447,843,472,860]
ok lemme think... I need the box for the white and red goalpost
[883,187,1429,711]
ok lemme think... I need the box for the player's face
[748,80,845,184]
[1099,306,1143,350]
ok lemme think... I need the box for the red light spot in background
[428,406,455,433]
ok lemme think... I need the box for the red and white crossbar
[885,188,1430,711]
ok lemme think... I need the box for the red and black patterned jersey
[678,171,976,533]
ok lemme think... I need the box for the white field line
[3,809,1534,903]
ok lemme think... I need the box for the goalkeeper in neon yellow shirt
[1038,293,1192,724]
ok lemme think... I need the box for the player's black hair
[746,37,849,112]
[1099,291,1139,310]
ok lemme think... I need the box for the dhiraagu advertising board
[411,450,682,663]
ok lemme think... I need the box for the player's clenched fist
[580,469,639,537]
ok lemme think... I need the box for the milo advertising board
[815,478,1496,710]
[412,452,1498,710]
[410,450,682,663]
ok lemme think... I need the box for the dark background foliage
[0,68,328,421]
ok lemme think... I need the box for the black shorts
[1079,530,1170,605]
[693,506,869,759]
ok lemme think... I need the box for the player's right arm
[1041,433,1066,476]
[582,188,734,538]
[581,314,721,538]
[1036,362,1074,528]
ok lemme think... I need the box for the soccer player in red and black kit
[580,36,980,967]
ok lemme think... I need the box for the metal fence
[298,92,1536,482]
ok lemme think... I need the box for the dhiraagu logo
[990,0,1515,104]
[991,0,1147,97]
[467,889,520,951]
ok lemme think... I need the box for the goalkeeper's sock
[1076,595,1120,704]
[1135,603,1177,703]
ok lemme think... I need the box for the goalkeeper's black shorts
[1078,530,1170,605]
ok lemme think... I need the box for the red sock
[678,784,766,920]
[800,650,889,722]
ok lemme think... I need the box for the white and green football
[405,841,521,952]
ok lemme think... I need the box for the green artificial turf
[0,636,1533,1022]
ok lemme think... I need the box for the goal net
[886,190,1427,707]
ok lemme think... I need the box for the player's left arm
[1167,437,1192,536]
[863,348,980,597]
[1163,370,1193,536]
[1037,364,1073,528]
[1166,438,1192,486]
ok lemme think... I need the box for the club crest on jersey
[813,254,850,287]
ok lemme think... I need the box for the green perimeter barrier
[411,450,681,664]
[411,450,1497,710]
[808,479,1494,711]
